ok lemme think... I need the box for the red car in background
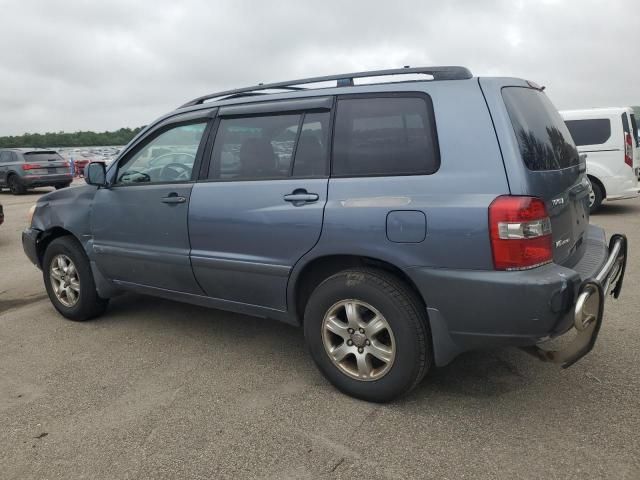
[73,158,105,176]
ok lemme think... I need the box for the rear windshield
[502,87,579,171]
[564,119,611,146]
[23,151,64,162]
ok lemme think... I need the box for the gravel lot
[1,187,639,480]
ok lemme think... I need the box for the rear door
[630,112,640,177]
[188,98,332,311]
[622,111,638,173]
[481,79,589,266]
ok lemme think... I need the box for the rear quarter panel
[291,78,509,280]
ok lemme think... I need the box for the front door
[91,121,209,294]
[189,108,332,311]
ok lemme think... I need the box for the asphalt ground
[1,186,639,479]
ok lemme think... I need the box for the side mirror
[85,162,107,187]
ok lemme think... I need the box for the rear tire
[43,236,108,321]
[8,175,26,195]
[303,268,431,402]
[588,179,603,214]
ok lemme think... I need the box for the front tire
[304,269,431,402]
[43,236,108,321]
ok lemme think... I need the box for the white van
[561,107,639,212]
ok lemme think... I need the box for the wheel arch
[587,174,606,199]
[36,227,77,268]
[289,254,427,325]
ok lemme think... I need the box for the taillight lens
[624,132,633,167]
[489,196,553,271]
[21,163,43,171]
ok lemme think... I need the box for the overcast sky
[0,0,638,136]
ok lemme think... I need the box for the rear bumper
[408,224,626,366]
[22,227,41,267]
[21,174,72,187]
[523,233,627,367]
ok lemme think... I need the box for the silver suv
[22,67,628,402]
[0,148,72,194]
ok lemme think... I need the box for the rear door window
[332,95,440,176]
[209,114,301,180]
[564,119,611,146]
[292,112,331,177]
[502,87,579,170]
[0,151,11,163]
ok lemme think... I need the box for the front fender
[31,184,98,257]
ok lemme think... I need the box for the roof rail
[179,66,472,108]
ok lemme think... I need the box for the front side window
[116,123,206,185]
[502,87,579,171]
[332,96,440,177]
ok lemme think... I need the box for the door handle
[284,190,319,205]
[161,193,186,204]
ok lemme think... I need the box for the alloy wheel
[49,254,81,307]
[321,299,396,381]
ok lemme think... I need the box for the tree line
[0,127,144,148]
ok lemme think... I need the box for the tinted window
[292,112,330,177]
[209,114,300,180]
[23,151,64,162]
[332,96,439,176]
[502,87,579,170]
[0,151,11,163]
[116,123,206,185]
[630,114,639,147]
[564,119,611,146]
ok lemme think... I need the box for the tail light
[624,132,633,167]
[21,163,43,171]
[489,196,553,270]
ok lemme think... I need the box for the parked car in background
[23,67,627,402]
[0,148,72,195]
[0,201,4,226]
[561,107,640,212]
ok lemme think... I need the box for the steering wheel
[159,162,193,181]
[150,152,196,167]
[118,170,151,183]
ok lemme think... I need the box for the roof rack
[179,65,472,108]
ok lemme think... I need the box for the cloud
[0,0,637,135]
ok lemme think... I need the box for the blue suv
[22,67,627,402]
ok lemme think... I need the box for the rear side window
[564,119,611,146]
[332,95,440,177]
[502,87,579,171]
[23,151,64,162]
